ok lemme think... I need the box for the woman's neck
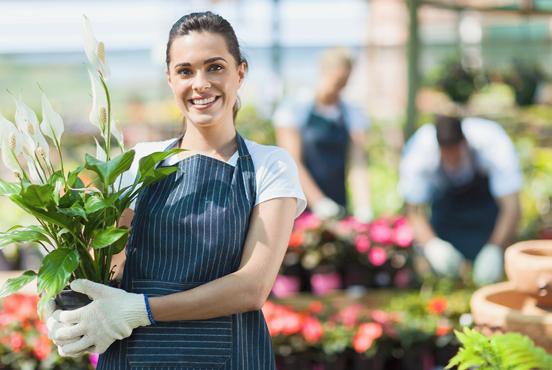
[179,122,237,160]
[315,89,340,107]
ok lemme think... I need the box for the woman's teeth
[192,96,217,105]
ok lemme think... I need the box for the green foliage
[447,327,552,370]
[0,271,37,298]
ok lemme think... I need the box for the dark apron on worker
[430,149,499,261]
[97,133,276,370]
[301,102,350,208]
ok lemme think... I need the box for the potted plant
[0,16,181,312]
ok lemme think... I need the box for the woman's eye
[177,69,192,76]
[208,64,223,72]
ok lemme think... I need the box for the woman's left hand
[51,279,152,356]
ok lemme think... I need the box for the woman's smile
[188,95,222,111]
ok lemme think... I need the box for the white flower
[40,93,65,144]
[26,158,42,183]
[111,120,124,148]
[0,113,23,173]
[94,138,107,161]
[82,15,110,79]
[87,69,109,133]
[14,97,50,159]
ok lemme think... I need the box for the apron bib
[97,133,275,370]
[301,102,350,208]
[430,150,499,261]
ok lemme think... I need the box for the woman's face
[166,31,245,128]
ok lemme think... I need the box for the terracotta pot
[505,240,552,306]
[471,282,552,352]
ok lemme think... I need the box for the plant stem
[99,75,111,161]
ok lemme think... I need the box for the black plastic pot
[55,288,92,311]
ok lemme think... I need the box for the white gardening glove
[52,279,152,356]
[353,206,374,223]
[473,243,504,286]
[312,197,343,220]
[42,299,82,357]
[424,238,465,278]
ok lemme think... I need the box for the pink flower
[393,220,414,248]
[353,334,373,353]
[294,212,321,231]
[358,322,383,340]
[369,219,393,245]
[338,216,369,233]
[89,353,99,367]
[393,269,411,288]
[368,246,388,266]
[354,234,371,253]
[335,304,363,327]
[302,316,324,344]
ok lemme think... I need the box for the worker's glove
[42,299,81,357]
[473,243,504,286]
[312,197,343,220]
[424,238,465,278]
[353,206,374,223]
[50,279,152,356]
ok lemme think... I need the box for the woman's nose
[192,71,211,92]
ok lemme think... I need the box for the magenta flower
[368,246,388,266]
[89,353,99,367]
[393,222,414,247]
[369,219,393,245]
[354,234,371,253]
[294,212,321,231]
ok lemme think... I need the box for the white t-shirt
[273,96,369,132]
[399,117,523,205]
[120,137,307,218]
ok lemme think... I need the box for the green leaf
[49,171,65,205]
[84,194,115,214]
[110,228,129,254]
[91,227,129,249]
[10,194,74,231]
[58,204,88,221]
[85,150,135,187]
[20,183,55,209]
[0,270,37,298]
[37,248,79,299]
[137,149,183,186]
[0,179,21,196]
[0,225,49,247]
[67,165,85,188]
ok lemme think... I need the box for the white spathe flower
[82,15,110,79]
[40,93,64,144]
[87,69,109,134]
[14,97,50,158]
[26,158,42,183]
[111,120,124,148]
[0,113,23,173]
[94,138,107,161]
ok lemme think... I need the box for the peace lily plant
[0,16,181,311]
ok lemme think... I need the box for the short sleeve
[398,125,439,204]
[344,103,370,132]
[272,99,310,130]
[464,118,523,197]
[255,147,307,218]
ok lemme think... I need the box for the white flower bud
[97,42,105,64]
[8,133,17,151]
[26,120,35,136]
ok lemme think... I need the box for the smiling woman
[44,11,306,370]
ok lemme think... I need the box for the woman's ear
[237,62,246,87]
[165,69,172,86]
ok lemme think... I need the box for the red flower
[427,297,448,315]
[288,231,304,249]
[435,323,452,337]
[353,334,373,353]
[9,333,25,352]
[32,336,52,360]
[354,234,371,253]
[369,219,393,245]
[358,322,383,340]
[368,246,388,267]
[335,304,363,327]
[308,301,324,314]
[302,316,324,344]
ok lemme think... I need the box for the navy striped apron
[97,133,276,370]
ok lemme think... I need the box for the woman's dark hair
[435,114,465,147]
[166,12,247,120]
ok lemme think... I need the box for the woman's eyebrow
[174,57,228,68]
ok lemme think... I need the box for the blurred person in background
[399,115,522,286]
[273,47,372,222]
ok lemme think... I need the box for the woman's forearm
[149,269,261,322]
